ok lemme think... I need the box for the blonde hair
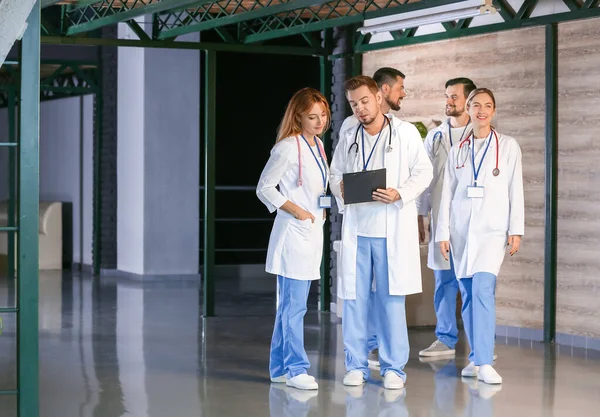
[276,88,331,143]
[466,87,496,110]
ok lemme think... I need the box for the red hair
[276,88,331,143]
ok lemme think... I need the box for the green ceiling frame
[355,0,600,53]
[38,0,600,54]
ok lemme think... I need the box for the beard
[359,114,377,126]
[385,97,401,112]
[445,106,462,117]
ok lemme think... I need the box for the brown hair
[276,87,331,143]
[466,87,496,109]
[344,75,379,96]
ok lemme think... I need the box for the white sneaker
[461,361,480,377]
[419,339,456,357]
[383,372,405,390]
[478,365,502,384]
[286,374,318,390]
[343,370,366,386]
[270,375,287,383]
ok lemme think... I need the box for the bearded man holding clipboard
[330,75,432,390]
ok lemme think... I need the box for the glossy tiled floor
[0,270,599,416]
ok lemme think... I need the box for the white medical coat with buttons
[417,119,456,271]
[330,115,433,299]
[435,132,525,279]
[256,136,329,281]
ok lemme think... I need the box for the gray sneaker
[368,348,380,368]
[418,340,456,357]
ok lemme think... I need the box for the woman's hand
[508,235,521,256]
[295,208,315,223]
[439,241,450,261]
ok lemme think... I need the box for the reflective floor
[1,270,599,416]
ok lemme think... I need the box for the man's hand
[373,188,400,204]
[418,215,426,244]
[439,241,450,261]
[508,235,521,256]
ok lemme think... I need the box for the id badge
[467,186,484,198]
[319,195,332,208]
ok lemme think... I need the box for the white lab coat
[330,115,433,299]
[256,136,329,281]
[417,119,460,271]
[435,132,525,279]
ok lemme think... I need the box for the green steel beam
[561,0,583,11]
[516,0,539,20]
[203,49,216,318]
[543,23,558,344]
[240,0,462,44]
[319,28,332,313]
[92,90,102,276]
[157,0,330,40]
[492,0,516,20]
[65,0,214,35]
[41,35,326,55]
[18,1,41,416]
[41,0,63,7]
[584,0,600,8]
[356,6,600,52]
[125,19,151,41]
[7,89,16,280]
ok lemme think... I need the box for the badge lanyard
[471,130,494,187]
[300,135,328,193]
[361,117,387,171]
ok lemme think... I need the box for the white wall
[0,95,94,265]
[116,44,146,275]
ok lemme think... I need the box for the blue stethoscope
[432,118,471,156]
[348,115,393,160]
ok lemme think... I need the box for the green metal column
[18,1,41,416]
[319,29,333,312]
[92,92,102,276]
[203,50,216,317]
[544,23,558,344]
[7,88,17,280]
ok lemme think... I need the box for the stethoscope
[296,135,328,187]
[348,115,393,157]
[456,129,500,177]
[432,119,471,156]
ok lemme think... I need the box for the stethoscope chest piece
[492,168,500,176]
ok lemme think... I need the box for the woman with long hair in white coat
[436,87,524,385]
[256,87,331,390]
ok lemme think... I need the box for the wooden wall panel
[556,18,600,338]
[363,26,547,331]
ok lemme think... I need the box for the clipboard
[342,168,387,204]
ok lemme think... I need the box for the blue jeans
[269,275,312,378]
[343,237,409,380]
[458,273,497,365]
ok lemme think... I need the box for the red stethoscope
[456,129,500,177]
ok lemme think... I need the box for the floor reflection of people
[344,383,409,417]
[269,383,318,417]
[422,358,459,417]
[462,377,501,417]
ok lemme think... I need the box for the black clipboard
[342,168,387,204]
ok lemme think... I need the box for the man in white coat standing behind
[330,75,433,390]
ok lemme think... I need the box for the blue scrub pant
[367,291,378,352]
[269,275,312,379]
[433,256,461,349]
[343,237,409,380]
[458,272,497,365]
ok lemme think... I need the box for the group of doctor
[256,67,524,391]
